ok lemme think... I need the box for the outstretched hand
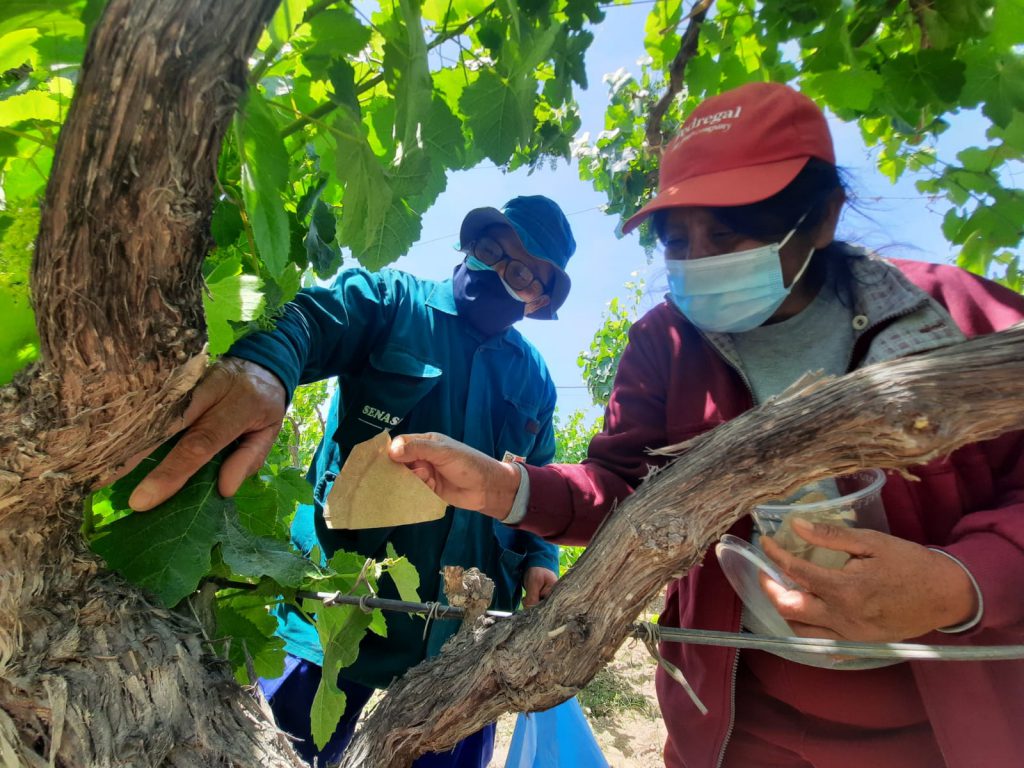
[127,357,288,511]
[388,433,521,521]
[760,519,979,642]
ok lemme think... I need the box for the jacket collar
[846,245,929,324]
[843,247,966,364]
[426,279,458,315]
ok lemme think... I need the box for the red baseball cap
[622,82,835,233]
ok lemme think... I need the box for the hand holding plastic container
[716,469,888,639]
[753,469,888,569]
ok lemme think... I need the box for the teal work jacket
[229,268,559,688]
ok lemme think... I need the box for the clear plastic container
[751,468,888,538]
[716,470,891,666]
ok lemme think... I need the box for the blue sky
[390,3,962,419]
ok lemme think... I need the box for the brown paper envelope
[323,431,447,530]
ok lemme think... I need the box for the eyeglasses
[471,237,549,295]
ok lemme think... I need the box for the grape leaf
[0,90,63,126]
[326,58,361,113]
[304,198,343,278]
[202,257,265,356]
[0,3,82,37]
[0,28,39,72]
[266,0,308,49]
[305,9,371,60]
[235,91,290,278]
[220,513,317,588]
[459,70,533,165]
[368,608,388,638]
[354,196,422,270]
[235,467,311,540]
[314,549,372,594]
[214,594,287,684]
[335,110,392,256]
[807,68,883,112]
[420,96,466,169]
[310,604,373,749]
[274,466,316,508]
[642,0,681,71]
[991,0,1024,50]
[0,207,40,384]
[91,451,227,607]
[422,0,490,23]
[384,542,421,604]
[210,200,245,248]
[92,444,314,605]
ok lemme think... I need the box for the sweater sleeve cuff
[516,464,577,541]
[503,463,530,525]
[928,547,984,633]
[939,530,1024,631]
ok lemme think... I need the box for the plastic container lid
[715,534,799,637]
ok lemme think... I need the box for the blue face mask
[665,224,814,334]
[453,261,526,337]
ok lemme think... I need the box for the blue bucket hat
[458,195,576,320]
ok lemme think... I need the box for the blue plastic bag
[505,698,609,768]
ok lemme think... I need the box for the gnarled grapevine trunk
[0,1,302,765]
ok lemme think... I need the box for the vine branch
[645,0,714,152]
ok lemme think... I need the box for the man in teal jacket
[129,195,576,766]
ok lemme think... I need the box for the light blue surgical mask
[465,254,526,302]
[665,224,814,334]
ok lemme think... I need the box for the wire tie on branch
[636,622,708,715]
[422,601,444,640]
[358,594,373,614]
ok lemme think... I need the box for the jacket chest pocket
[495,397,542,463]
[335,347,442,454]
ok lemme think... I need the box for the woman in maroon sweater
[392,82,1024,768]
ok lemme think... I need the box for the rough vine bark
[0,1,304,765]
[341,325,1024,768]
